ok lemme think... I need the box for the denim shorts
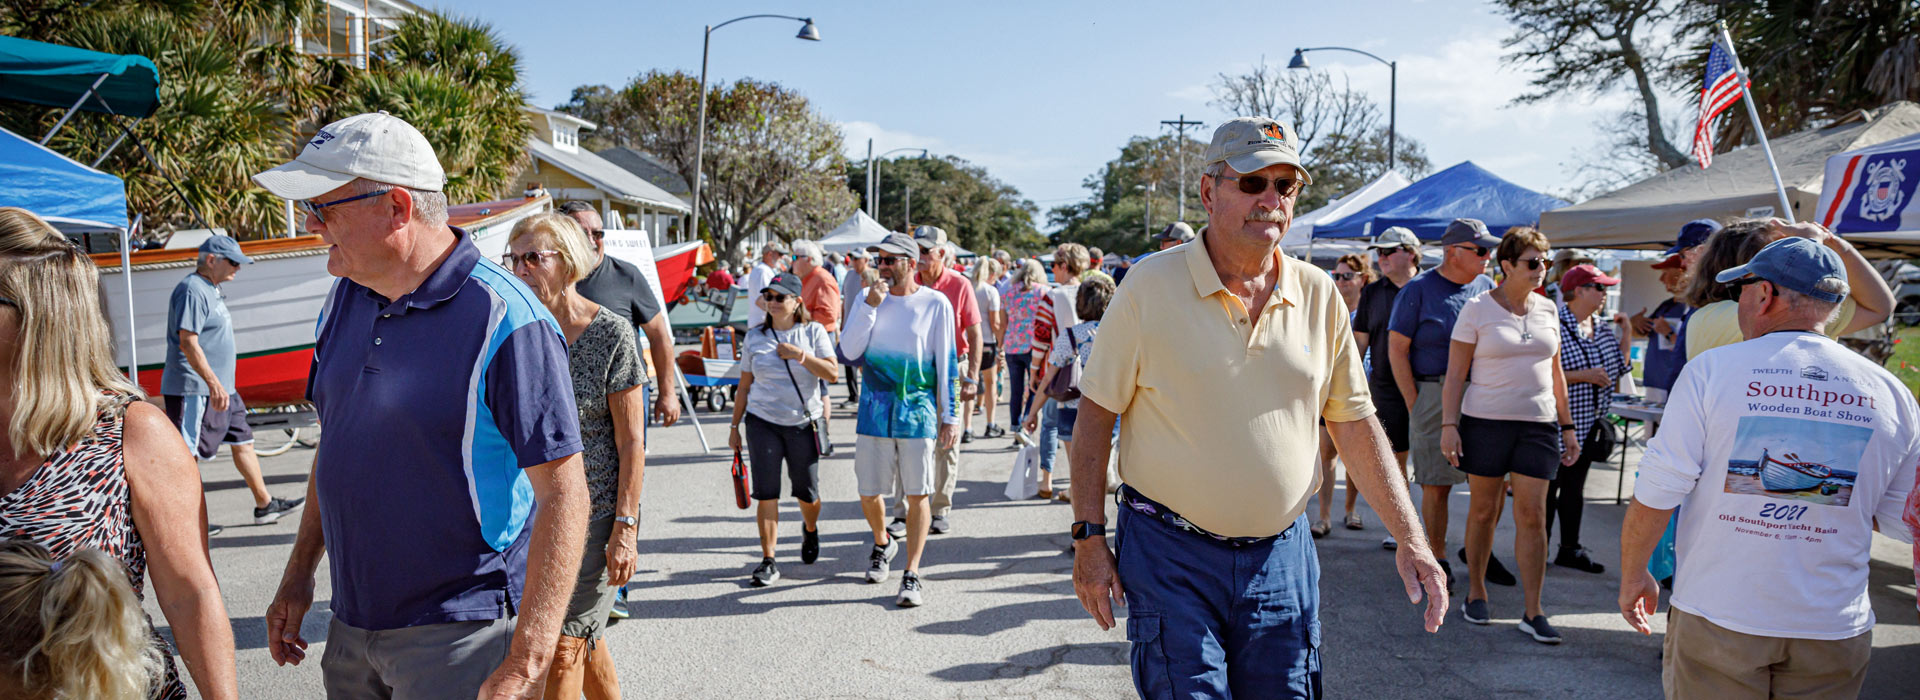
[1116,497,1322,698]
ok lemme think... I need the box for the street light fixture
[690,14,820,246]
[869,147,928,225]
[1289,46,1397,172]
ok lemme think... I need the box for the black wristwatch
[1559,424,1577,433]
[1071,521,1106,540]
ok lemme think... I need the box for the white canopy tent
[818,210,894,253]
[1279,170,1412,250]
[1541,101,1920,252]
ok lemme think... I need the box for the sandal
[1344,513,1364,530]
[1310,520,1332,538]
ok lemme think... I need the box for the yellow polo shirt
[1079,237,1373,538]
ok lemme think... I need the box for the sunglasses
[299,188,391,225]
[1509,258,1547,270]
[501,250,562,268]
[761,291,792,303]
[1217,174,1304,198]
[1727,277,1778,298]
[876,255,906,266]
[0,295,14,308]
[1452,244,1490,257]
[1330,272,1359,281]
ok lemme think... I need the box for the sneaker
[1460,547,1518,587]
[253,496,305,525]
[887,517,907,539]
[984,424,1005,438]
[1461,598,1491,625]
[961,432,973,444]
[930,515,950,535]
[750,558,780,587]
[896,571,924,607]
[1381,535,1398,550]
[207,523,225,537]
[866,537,899,583]
[800,526,820,565]
[1518,614,1563,644]
[1438,560,1454,591]
[1553,546,1606,574]
[1013,429,1035,447]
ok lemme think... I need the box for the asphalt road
[155,397,1920,698]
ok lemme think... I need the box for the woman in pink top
[1438,226,1579,645]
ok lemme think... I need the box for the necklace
[1496,290,1533,341]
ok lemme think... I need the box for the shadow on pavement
[930,641,1128,682]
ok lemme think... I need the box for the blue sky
[458,0,1652,230]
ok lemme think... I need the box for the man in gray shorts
[837,232,961,608]
[1386,219,1506,589]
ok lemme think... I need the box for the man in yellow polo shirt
[1066,117,1448,699]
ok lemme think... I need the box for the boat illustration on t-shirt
[1756,448,1833,492]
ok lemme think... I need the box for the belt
[1116,484,1288,547]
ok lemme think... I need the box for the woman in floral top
[999,259,1050,441]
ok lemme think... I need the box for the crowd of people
[1,108,1919,700]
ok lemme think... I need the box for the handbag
[778,329,828,457]
[1003,444,1041,501]
[1043,325,1083,402]
[731,449,751,510]
[1580,416,1619,464]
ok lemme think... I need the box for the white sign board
[599,228,667,316]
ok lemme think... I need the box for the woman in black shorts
[730,272,839,587]
[1437,227,1580,645]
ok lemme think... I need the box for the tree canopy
[561,71,855,264]
[846,155,1042,254]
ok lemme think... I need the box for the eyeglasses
[762,291,791,303]
[1216,174,1304,198]
[1510,258,1547,270]
[587,229,604,240]
[1452,244,1490,257]
[501,250,562,268]
[1330,272,1359,281]
[1727,277,1778,298]
[875,255,906,266]
[299,189,391,225]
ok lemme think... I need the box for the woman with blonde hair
[504,212,646,700]
[0,207,236,700]
[1000,259,1050,450]
[0,539,162,699]
[969,258,1007,440]
[1313,253,1377,537]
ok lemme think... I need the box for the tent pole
[122,214,143,381]
[40,72,112,145]
[91,129,131,168]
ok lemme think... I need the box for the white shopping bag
[1003,444,1041,501]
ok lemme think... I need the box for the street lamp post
[1289,47,1395,172]
[691,14,819,247]
[869,147,927,224]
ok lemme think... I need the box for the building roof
[597,147,691,197]
[528,137,690,214]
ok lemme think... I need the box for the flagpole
[1718,21,1796,223]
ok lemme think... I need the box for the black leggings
[744,413,820,502]
[1545,440,1597,551]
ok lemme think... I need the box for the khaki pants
[892,440,959,518]
[1664,609,1870,700]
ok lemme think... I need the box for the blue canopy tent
[0,35,160,144]
[0,124,129,230]
[1312,161,1570,240]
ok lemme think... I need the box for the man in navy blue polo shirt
[253,112,589,700]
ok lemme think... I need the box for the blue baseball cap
[198,235,253,265]
[1665,219,1721,255]
[1714,237,1846,303]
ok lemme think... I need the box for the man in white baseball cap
[254,112,590,700]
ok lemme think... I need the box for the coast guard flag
[1692,40,1747,169]
[1819,132,1920,235]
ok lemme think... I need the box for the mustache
[1246,209,1289,223]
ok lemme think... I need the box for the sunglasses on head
[1216,173,1304,198]
[501,250,561,268]
[762,291,791,303]
[299,188,391,225]
[1452,244,1490,257]
[1330,272,1359,281]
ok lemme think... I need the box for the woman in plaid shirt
[1550,264,1631,575]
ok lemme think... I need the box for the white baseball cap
[252,111,445,200]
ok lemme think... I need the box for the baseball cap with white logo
[251,111,446,201]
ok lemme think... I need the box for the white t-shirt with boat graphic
[1636,330,1920,640]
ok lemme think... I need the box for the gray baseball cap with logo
[1155,221,1196,243]
[1202,117,1315,184]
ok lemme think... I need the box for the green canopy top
[0,35,159,118]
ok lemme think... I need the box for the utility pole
[1160,114,1203,222]
[865,138,874,217]
[905,186,913,230]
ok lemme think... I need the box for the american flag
[1692,40,1747,169]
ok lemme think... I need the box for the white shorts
[855,435,935,498]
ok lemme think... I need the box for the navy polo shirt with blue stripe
[308,227,582,631]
